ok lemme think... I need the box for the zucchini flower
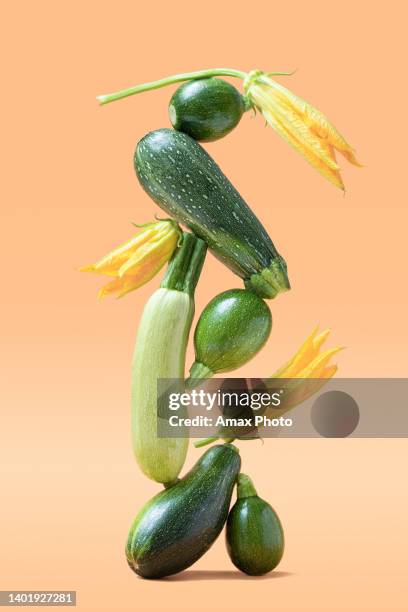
[270,326,343,412]
[80,219,181,299]
[97,67,361,190]
[244,70,362,190]
[194,327,342,447]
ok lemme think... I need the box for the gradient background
[1,1,407,610]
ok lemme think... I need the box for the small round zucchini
[226,474,284,575]
[187,289,272,383]
[168,78,245,142]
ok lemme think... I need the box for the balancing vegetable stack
[81,66,354,579]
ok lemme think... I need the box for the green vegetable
[131,232,206,486]
[96,67,293,106]
[134,129,290,299]
[226,474,284,575]
[126,444,241,579]
[186,289,272,384]
[168,78,246,142]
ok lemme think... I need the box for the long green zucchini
[134,128,290,299]
[127,444,241,579]
[131,232,206,485]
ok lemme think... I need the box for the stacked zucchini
[128,78,288,578]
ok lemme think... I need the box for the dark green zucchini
[187,289,272,383]
[226,474,284,575]
[134,128,290,299]
[168,78,245,142]
[126,444,241,579]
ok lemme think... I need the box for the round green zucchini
[226,473,284,575]
[126,444,241,579]
[168,78,245,142]
[187,288,272,383]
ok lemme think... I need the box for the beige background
[1,1,407,610]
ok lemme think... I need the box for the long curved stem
[97,68,247,105]
[97,68,294,105]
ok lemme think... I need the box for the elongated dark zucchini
[226,474,284,575]
[168,78,245,142]
[134,128,290,299]
[126,444,241,579]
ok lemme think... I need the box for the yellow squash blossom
[269,326,343,414]
[244,70,362,190]
[97,67,361,189]
[80,219,181,299]
[194,327,342,446]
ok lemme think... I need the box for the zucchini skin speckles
[134,129,290,299]
[168,78,245,142]
[226,474,284,575]
[190,289,272,379]
[126,444,241,579]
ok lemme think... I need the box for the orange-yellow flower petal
[80,219,181,299]
[271,325,319,378]
[272,328,342,379]
[79,226,159,277]
[296,346,343,378]
[245,71,362,189]
[251,331,342,420]
[261,106,345,190]
[255,88,340,170]
[268,327,342,413]
[272,326,331,378]
[118,230,178,277]
[260,76,362,167]
[97,249,172,300]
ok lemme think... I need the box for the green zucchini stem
[185,361,214,388]
[236,473,257,498]
[194,436,219,448]
[193,436,235,449]
[96,68,293,105]
[160,232,207,296]
[163,478,180,489]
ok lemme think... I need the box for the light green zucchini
[131,232,206,485]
